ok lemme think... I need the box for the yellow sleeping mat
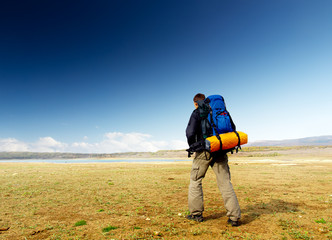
[205,131,248,152]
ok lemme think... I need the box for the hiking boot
[227,218,240,227]
[186,214,203,222]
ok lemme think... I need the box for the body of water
[0,159,189,164]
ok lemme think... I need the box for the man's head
[193,93,205,109]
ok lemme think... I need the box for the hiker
[185,93,241,226]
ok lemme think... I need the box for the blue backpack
[186,94,239,157]
[206,95,235,135]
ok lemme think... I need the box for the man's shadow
[204,199,300,225]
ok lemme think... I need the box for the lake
[0,159,190,164]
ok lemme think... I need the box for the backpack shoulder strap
[196,100,212,139]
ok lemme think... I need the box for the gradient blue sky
[1,0,331,153]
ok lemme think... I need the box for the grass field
[0,157,331,239]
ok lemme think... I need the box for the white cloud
[70,132,187,153]
[31,137,68,152]
[0,138,29,152]
[102,132,159,152]
[0,137,67,153]
[0,132,187,153]
[167,140,188,150]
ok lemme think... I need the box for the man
[185,93,241,226]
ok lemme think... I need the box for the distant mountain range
[248,135,332,147]
[1,136,331,160]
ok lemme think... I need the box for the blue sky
[1,0,331,153]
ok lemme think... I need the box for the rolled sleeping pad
[205,131,248,152]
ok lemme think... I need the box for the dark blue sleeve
[186,110,200,146]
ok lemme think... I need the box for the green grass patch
[102,225,118,232]
[74,220,87,227]
[315,218,326,224]
[288,229,312,240]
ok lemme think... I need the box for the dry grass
[0,158,331,239]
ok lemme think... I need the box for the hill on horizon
[1,135,332,160]
[248,135,332,147]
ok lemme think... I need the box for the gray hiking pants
[188,151,241,221]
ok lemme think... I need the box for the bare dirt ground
[0,156,331,239]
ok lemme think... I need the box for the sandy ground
[0,157,331,239]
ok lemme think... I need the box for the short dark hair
[193,93,205,102]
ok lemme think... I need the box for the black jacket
[186,109,204,146]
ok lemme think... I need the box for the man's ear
[194,102,198,109]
